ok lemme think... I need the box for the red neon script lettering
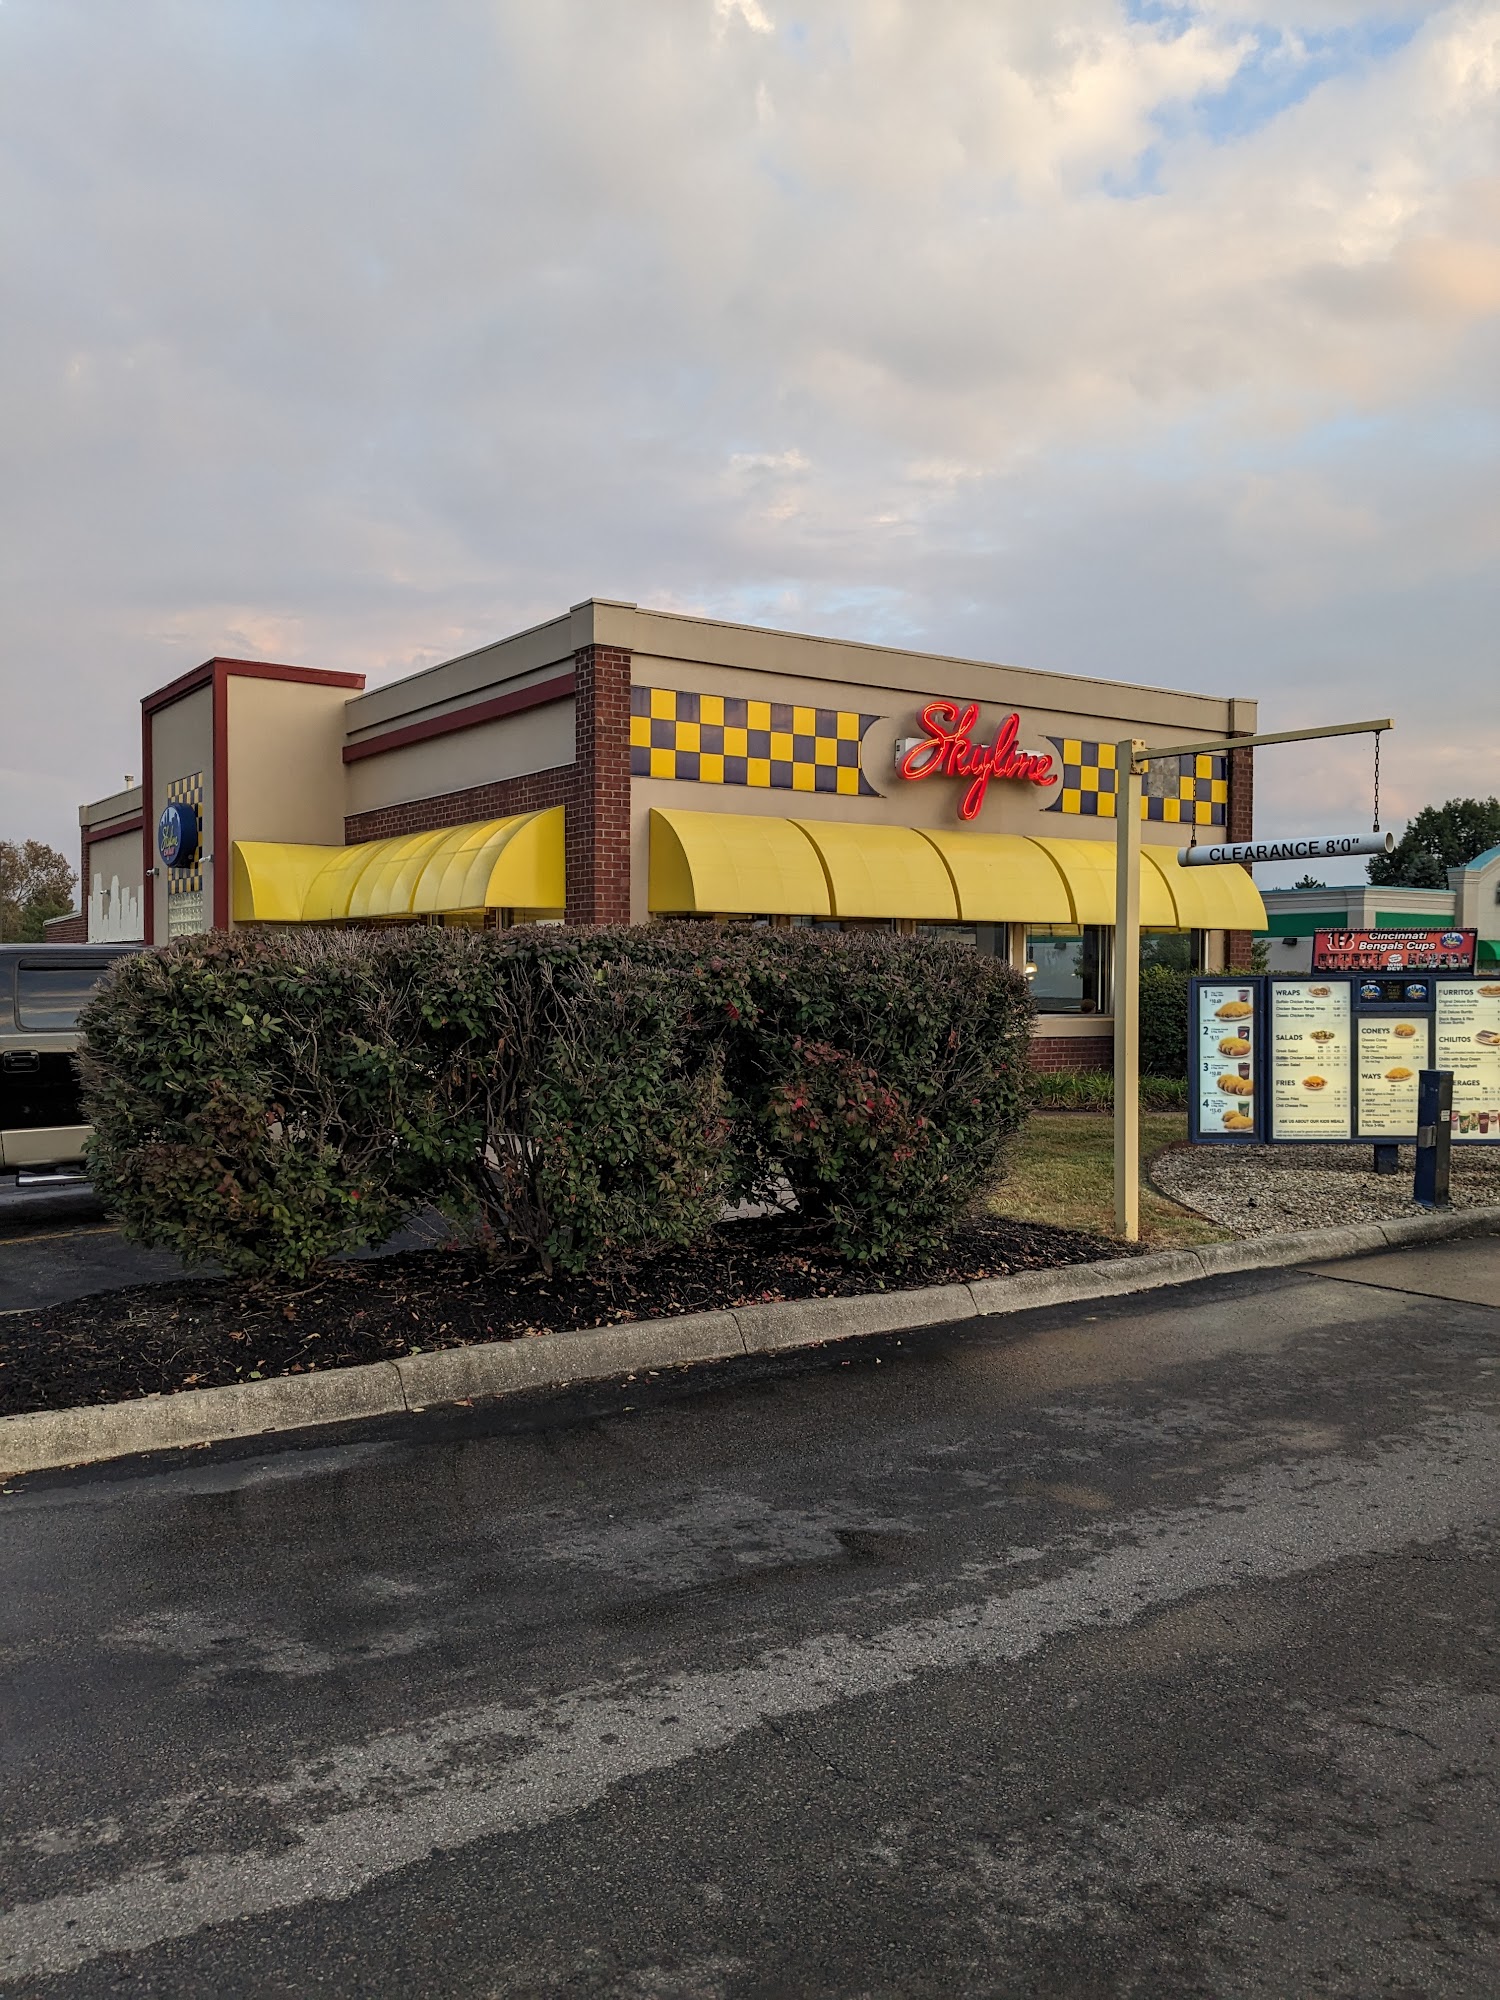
[898,702,1056,819]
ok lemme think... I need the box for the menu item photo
[1270,980,1352,1140]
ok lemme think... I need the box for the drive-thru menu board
[1435,980,1500,1140]
[1193,981,1259,1140]
[1355,1016,1429,1139]
[1269,981,1352,1140]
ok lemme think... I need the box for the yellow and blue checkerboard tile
[1043,740,1227,826]
[630,688,879,797]
[165,771,205,895]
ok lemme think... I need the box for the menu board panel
[1355,1016,1429,1139]
[1269,981,1352,1140]
[1434,980,1500,1140]
[1193,981,1259,1140]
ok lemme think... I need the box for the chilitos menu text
[1312,928,1476,974]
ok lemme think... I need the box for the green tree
[1291,874,1325,889]
[0,839,76,941]
[1368,798,1500,889]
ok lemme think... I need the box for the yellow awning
[645,811,1266,932]
[1026,837,1121,924]
[346,828,453,919]
[1156,853,1266,930]
[410,810,565,915]
[793,820,958,920]
[649,808,830,916]
[303,840,390,922]
[231,807,565,922]
[917,831,1074,924]
[231,844,339,925]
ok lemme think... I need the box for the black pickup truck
[0,944,142,1174]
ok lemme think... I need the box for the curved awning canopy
[647,809,1265,930]
[233,807,565,923]
[649,808,832,918]
[789,819,957,920]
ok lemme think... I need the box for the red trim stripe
[341,671,577,765]
[83,814,144,849]
[142,658,365,716]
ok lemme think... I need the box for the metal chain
[1372,729,1382,832]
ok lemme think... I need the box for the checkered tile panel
[1042,740,1228,826]
[629,687,880,797]
[165,771,205,894]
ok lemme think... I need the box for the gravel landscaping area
[1153,1140,1500,1236]
[0,1212,1124,1419]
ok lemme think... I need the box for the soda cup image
[1481,1111,1492,1136]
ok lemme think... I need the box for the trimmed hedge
[80,925,1034,1280]
[1139,966,1190,1079]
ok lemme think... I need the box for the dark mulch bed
[0,1214,1125,1419]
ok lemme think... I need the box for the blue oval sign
[157,800,199,870]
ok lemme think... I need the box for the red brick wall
[42,912,88,943]
[566,643,632,926]
[342,640,634,926]
[1225,739,1255,969]
[345,765,575,843]
[1029,1034,1113,1073]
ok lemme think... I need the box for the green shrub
[1138,966,1191,1079]
[733,929,1033,1261]
[397,929,733,1275]
[80,931,448,1279]
[80,925,1034,1279]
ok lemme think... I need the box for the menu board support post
[1413,1070,1453,1209]
[1112,738,1145,1240]
[1373,1144,1399,1176]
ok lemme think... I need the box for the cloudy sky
[3,0,1497,889]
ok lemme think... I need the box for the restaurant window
[915,923,1008,956]
[1026,926,1110,1014]
[1140,930,1203,972]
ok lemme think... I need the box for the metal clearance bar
[1180,831,1395,868]
[1112,714,1395,1240]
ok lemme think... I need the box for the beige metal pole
[1135,717,1392,764]
[1108,712,1397,1241]
[1113,739,1145,1240]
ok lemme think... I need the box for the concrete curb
[4,1204,1497,1478]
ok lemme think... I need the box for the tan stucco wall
[343,698,576,816]
[342,614,576,739]
[599,602,1251,735]
[225,675,350,850]
[86,830,142,900]
[147,684,213,940]
[81,784,143,830]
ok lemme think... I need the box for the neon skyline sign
[896,701,1056,820]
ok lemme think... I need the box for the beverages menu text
[1435,980,1500,1140]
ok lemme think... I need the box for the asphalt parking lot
[1,1237,1496,1995]
[0,1181,461,1314]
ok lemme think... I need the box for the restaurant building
[1257,853,1500,975]
[57,599,1265,1070]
